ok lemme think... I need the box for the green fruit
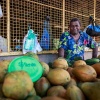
[85,58,100,65]
[74,57,83,61]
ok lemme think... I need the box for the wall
[0,51,100,63]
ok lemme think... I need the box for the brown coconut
[40,62,49,76]
[34,77,51,97]
[92,63,100,77]
[2,71,33,100]
[42,96,66,100]
[73,60,86,68]
[72,65,97,82]
[47,85,66,98]
[0,60,11,83]
[65,85,85,100]
[47,68,70,85]
[52,57,68,70]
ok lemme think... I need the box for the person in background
[58,18,98,67]
[44,16,53,49]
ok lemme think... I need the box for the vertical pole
[93,0,96,40]
[6,0,10,52]
[62,0,65,32]
[94,0,96,22]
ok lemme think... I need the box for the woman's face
[69,21,81,35]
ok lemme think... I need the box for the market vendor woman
[58,18,98,66]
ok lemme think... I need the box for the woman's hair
[69,18,81,26]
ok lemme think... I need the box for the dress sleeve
[58,33,67,50]
[83,32,98,49]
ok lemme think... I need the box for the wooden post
[6,0,10,52]
[93,0,96,40]
[62,0,65,32]
[94,0,96,22]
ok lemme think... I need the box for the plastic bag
[84,24,100,36]
[24,29,35,50]
[23,29,42,54]
[84,16,100,36]
[0,4,3,18]
[85,25,100,36]
[40,28,50,50]
[88,25,100,32]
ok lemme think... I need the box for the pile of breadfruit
[0,52,100,100]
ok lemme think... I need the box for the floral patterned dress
[58,31,97,66]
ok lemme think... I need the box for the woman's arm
[92,46,98,58]
[58,48,64,57]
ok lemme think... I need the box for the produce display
[0,52,100,100]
